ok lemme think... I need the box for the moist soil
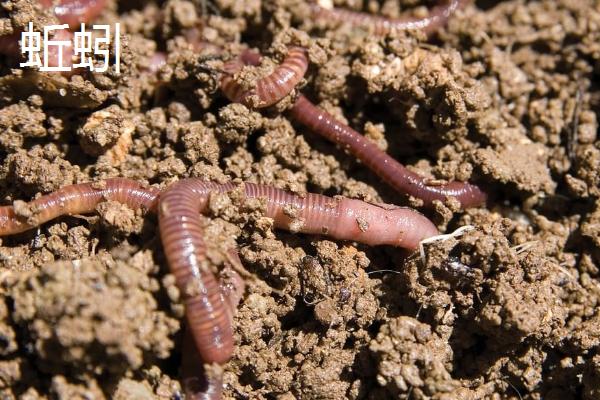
[0,0,599,399]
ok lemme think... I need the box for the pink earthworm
[309,0,468,36]
[0,178,437,390]
[289,95,487,208]
[222,51,486,208]
[0,178,158,236]
[220,46,308,108]
[158,178,437,363]
[39,0,108,29]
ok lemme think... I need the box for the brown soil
[0,0,599,399]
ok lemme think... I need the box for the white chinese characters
[19,22,120,73]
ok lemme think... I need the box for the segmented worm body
[220,47,308,108]
[1,178,437,366]
[158,178,437,364]
[0,179,158,236]
[310,0,467,36]
[289,95,487,208]
[222,51,486,208]
[181,265,245,400]
[158,180,238,365]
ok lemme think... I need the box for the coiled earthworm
[39,0,108,29]
[289,95,487,208]
[309,0,467,36]
[220,46,309,108]
[0,178,158,236]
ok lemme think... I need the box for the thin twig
[567,82,584,162]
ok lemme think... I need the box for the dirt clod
[1,0,600,399]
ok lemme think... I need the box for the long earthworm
[0,178,437,362]
[289,95,487,208]
[309,0,468,37]
[158,178,437,364]
[220,50,486,208]
[220,46,308,108]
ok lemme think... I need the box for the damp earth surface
[0,0,599,399]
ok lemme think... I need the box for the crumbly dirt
[0,0,599,399]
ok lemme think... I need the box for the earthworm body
[0,178,438,394]
[181,261,245,400]
[221,47,308,108]
[0,0,485,398]
[289,95,488,208]
[220,47,486,208]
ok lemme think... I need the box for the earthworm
[0,178,158,236]
[289,95,487,208]
[1,178,437,392]
[222,49,486,208]
[39,0,108,28]
[309,0,467,36]
[159,178,437,363]
[220,46,308,108]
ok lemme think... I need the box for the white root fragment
[419,225,475,266]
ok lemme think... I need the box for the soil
[0,0,599,399]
